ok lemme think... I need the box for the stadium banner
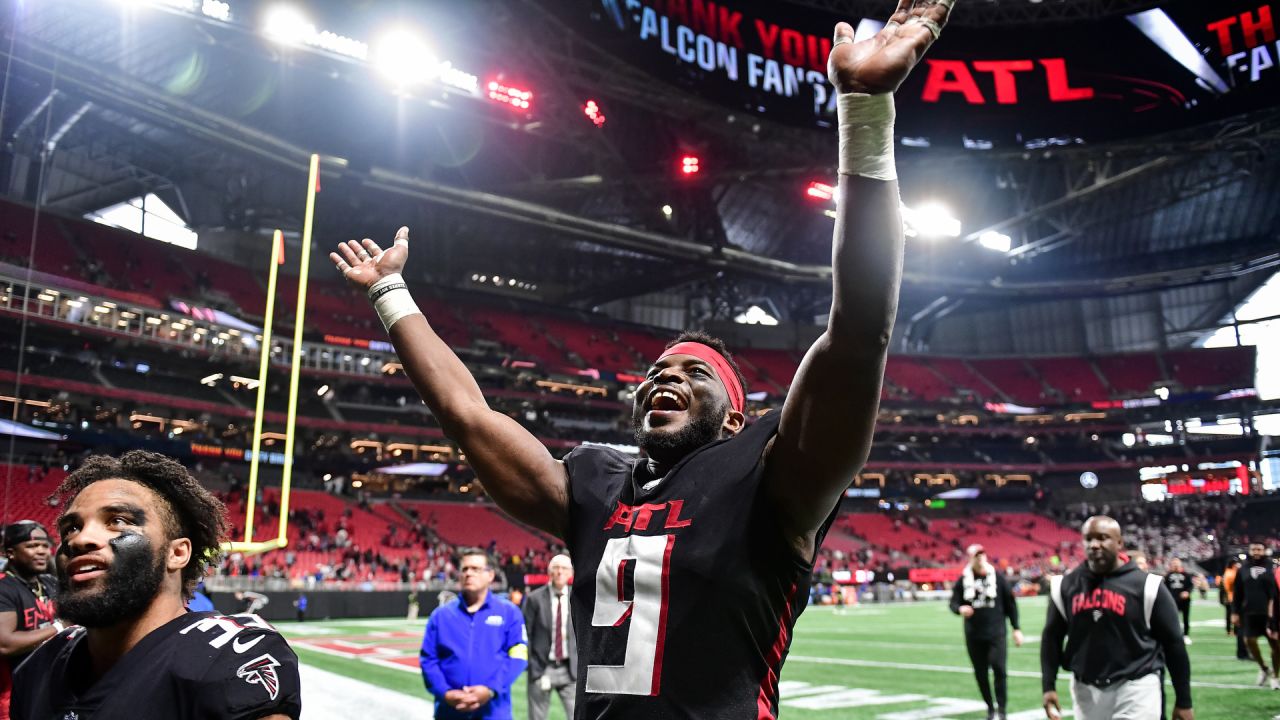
[908,567,963,584]
[557,1,1279,147]
[208,590,432,622]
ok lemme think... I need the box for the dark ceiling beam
[555,266,722,308]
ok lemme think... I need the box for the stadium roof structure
[1,0,1278,344]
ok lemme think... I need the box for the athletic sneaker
[1260,668,1272,686]
[1271,676,1280,691]
[1183,636,1192,645]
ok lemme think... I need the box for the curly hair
[665,329,749,400]
[55,450,229,599]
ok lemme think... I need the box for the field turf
[280,597,1276,719]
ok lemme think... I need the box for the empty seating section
[834,511,1080,569]
[540,316,637,370]
[416,296,472,348]
[997,513,1079,551]
[1164,347,1253,391]
[275,275,379,339]
[0,465,67,530]
[398,500,553,557]
[739,349,799,392]
[969,358,1045,404]
[1093,353,1161,396]
[882,358,955,402]
[70,221,196,301]
[1035,357,1109,402]
[190,254,267,318]
[926,358,992,401]
[838,513,946,563]
[0,204,79,277]
[467,305,568,366]
[615,328,669,363]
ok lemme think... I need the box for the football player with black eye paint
[10,451,302,720]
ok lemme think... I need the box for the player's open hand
[1171,708,1193,720]
[828,0,955,94]
[1013,629,1024,647]
[330,226,409,292]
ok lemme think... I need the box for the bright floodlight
[734,305,779,326]
[978,230,1012,252]
[373,29,437,88]
[263,5,313,46]
[902,203,961,238]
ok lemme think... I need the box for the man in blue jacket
[420,549,527,719]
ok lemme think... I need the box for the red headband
[657,342,745,413]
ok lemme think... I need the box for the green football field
[279,597,1278,719]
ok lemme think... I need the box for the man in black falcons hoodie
[1230,542,1280,689]
[1040,516,1192,720]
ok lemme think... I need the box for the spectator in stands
[949,544,1021,720]
[0,521,60,718]
[523,554,576,720]
[419,549,527,719]
[1230,543,1280,689]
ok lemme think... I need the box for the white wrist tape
[368,273,421,331]
[837,93,897,181]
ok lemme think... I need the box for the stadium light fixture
[584,100,606,127]
[201,0,230,21]
[978,230,1012,252]
[734,305,779,326]
[487,81,533,110]
[901,202,961,239]
[680,155,701,175]
[661,204,673,218]
[372,29,437,89]
[262,5,313,47]
[806,181,834,202]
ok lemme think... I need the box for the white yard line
[785,654,1272,691]
[300,662,434,720]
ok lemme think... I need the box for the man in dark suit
[522,554,576,720]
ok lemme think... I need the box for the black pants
[965,633,1007,711]
[1177,601,1190,636]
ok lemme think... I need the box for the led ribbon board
[558,0,1279,148]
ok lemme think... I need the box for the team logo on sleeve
[236,653,282,700]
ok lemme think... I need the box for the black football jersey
[11,611,301,720]
[0,572,59,669]
[562,410,835,719]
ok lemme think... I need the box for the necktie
[553,593,564,661]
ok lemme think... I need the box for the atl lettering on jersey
[602,499,693,532]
